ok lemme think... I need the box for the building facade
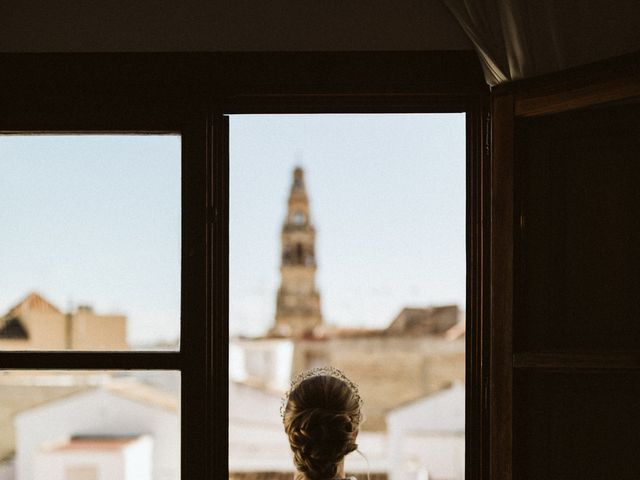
[15,382,179,480]
[387,383,465,480]
[0,293,127,351]
[34,435,153,480]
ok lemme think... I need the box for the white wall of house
[33,436,152,480]
[35,449,123,480]
[229,380,288,472]
[393,432,464,480]
[387,383,465,480]
[15,389,179,480]
[124,436,153,480]
[230,338,294,391]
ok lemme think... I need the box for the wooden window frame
[0,51,489,480]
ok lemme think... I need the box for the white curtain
[442,0,640,86]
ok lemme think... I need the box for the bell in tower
[271,166,323,337]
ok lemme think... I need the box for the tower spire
[272,166,322,336]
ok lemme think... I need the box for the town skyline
[1,114,465,343]
[230,114,466,337]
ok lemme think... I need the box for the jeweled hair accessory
[280,366,363,422]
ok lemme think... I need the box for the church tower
[272,167,323,336]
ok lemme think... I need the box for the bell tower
[272,167,323,336]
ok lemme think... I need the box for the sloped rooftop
[385,305,460,336]
[6,292,60,317]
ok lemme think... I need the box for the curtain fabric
[442,0,640,86]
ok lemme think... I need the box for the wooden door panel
[514,370,640,480]
[515,106,640,352]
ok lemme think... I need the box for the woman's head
[283,368,362,480]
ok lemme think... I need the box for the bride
[281,367,364,480]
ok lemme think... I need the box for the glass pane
[0,370,180,480]
[0,135,180,351]
[229,114,466,480]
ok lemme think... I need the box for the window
[0,51,488,480]
[0,111,207,476]
[229,113,466,479]
[292,211,305,225]
[0,134,183,478]
[0,135,181,351]
[1,370,180,479]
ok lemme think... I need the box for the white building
[229,337,294,391]
[229,380,291,472]
[34,435,152,480]
[387,383,465,480]
[15,380,179,480]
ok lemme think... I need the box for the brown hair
[283,375,361,480]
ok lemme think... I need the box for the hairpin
[280,366,363,422]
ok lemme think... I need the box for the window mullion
[0,351,183,370]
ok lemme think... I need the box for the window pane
[229,114,466,480]
[0,135,180,351]
[0,370,180,480]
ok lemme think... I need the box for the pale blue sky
[230,114,466,337]
[0,115,465,345]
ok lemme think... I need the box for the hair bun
[283,373,362,480]
[288,408,358,479]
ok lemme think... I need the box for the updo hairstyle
[283,374,361,480]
